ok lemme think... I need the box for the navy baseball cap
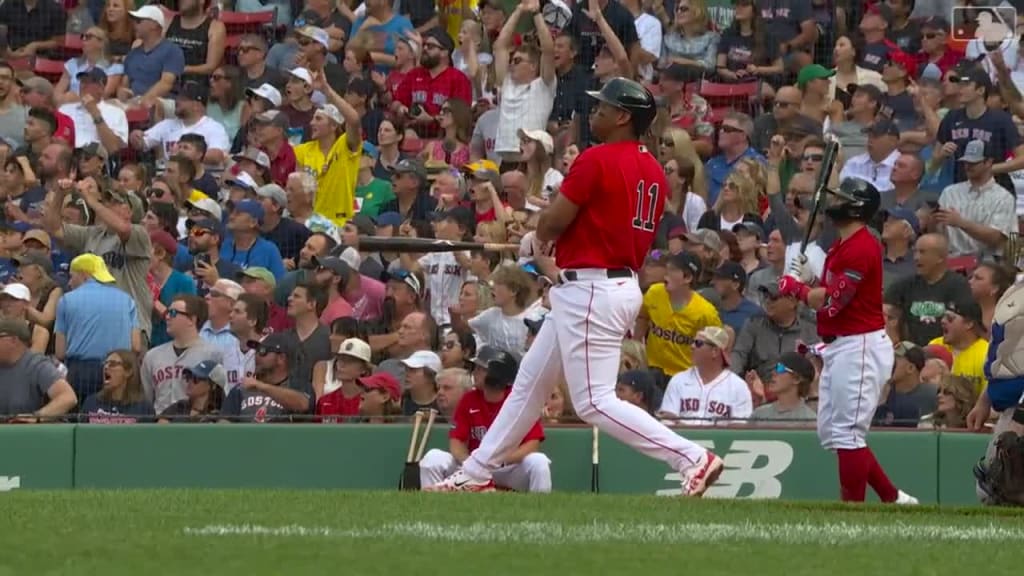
[667,252,701,277]
[375,211,402,228]
[76,68,107,84]
[184,359,228,388]
[248,332,294,356]
[863,119,900,138]
[524,315,544,335]
[714,261,747,286]
[233,199,265,223]
[618,368,655,390]
[881,207,920,235]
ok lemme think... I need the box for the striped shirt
[494,75,557,155]
[938,178,1016,259]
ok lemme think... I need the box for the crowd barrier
[0,425,989,504]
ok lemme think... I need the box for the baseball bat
[415,409,437,462]
[591,426,600,494]
[800,136,841,254]
[400,411,425,490]
[358,236,520,253]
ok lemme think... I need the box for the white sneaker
[423,469,496,493]
[895,490,919,505]
[681,452,724,497]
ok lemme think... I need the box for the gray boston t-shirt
[0,351,62,415]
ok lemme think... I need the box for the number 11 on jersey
[632,180,660,231]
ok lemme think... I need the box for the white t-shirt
[418,251,469,327]
[542,167,563,198]
[58,101,129,149]
[634,12,662,83]
[682,193,707,233]
[660,367,752,426]
[468,306,529,355]
[143,115,230,161]
[494,75,556,154]
[784,242,826,282]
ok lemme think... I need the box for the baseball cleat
[895,490,919,505]
[681,452,724,497]
[423,469,496,493]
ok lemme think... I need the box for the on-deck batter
[426,76,722,496]
[779,177,917,504]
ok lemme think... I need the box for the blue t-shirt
[349,13,413,59]
[150,270,197,347]
[0,258,16,284]
[720,299,763,335]
[705,147,765,206]
[220,236,286,279]
[123,40,186,96]
[55,280,139,361]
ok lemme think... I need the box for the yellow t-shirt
[293,134,361,225]
[642,284,722,377]
[927,336,989,396]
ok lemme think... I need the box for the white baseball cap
[517,128,554,154]
[401,350,442,373]
[244,83,282,108]
[337,246,360,270]
[337,338,372,363]
[211,279,243,301]
[1,283,31,302]
[314,104,343,125]
[232,146,272,170]
[296,26,330,49]
[288,67,313,85]
[186,197,224,222]
[129,5,166,29]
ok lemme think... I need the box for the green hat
[796,64,835,89]
[237,267,276,288]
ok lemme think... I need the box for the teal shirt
[151,270,197,347]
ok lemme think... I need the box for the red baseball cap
[886,50,917,79]
[358,373,400,401]
[923,344,954,370]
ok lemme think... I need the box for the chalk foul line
[182,521,1024,545]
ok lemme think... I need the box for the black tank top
[165,15,211,82]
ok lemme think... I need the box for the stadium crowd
[0,0,1021,447]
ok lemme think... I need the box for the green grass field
[3,491,1024,576]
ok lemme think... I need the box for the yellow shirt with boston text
[927,336,989,397]
[293,133,361,226]
[642,283,722,377]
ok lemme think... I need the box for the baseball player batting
[778,178,917,504]
[427,77,723,496]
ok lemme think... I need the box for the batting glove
[778,275,810,303]
[786,254,814,284]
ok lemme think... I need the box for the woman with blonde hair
[660,126,708,200]
[736,156,769,218]
[453,17,494,100]
[696,171,762,231]
[660,0,719,81]
[519,128,563,208]
[55,26,123,103]
[81,350,155,423]
[449,279,494,334]
[620,339,649,373]
[543,378,575,423]
[920,375,977,429]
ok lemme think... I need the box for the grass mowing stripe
[183,521,1024,544]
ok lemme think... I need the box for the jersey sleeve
[731,377,753,421]
[659,373,684,416]
[557,148,600,208]
[522,419,545,443]
[448,393,472,442]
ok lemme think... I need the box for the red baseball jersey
[450,388,544,452]
[817,225,885,337]
[315,388,361,423]
[555,141,666,271]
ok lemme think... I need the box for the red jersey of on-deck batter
[555,141,667,271]
[450,388,544,452]
[817,225,885,337]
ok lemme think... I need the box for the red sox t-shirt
[450,388,544,451]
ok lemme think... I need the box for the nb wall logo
[656,441,794,499]
[951,6,1016,43]
[0,476,21,492]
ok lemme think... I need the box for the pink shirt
[320,297,355,327]
[346,275,386,322]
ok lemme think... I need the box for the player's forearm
[450,440,470,463]
[504,440,540,464]
[805,287,826,310]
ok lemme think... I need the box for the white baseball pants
[817,329,894,450]
[419,449,552,492]
[461,274,708,481]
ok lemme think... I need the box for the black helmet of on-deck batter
[586,77,657,136]
[473,345,519,388]
[825,177,881,223]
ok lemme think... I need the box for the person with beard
[366,267,425,355]
[163,0,227,86]
[312,256,355,325]
[227,293,267,386]
[238,266,294,333]
[0,62,27,149]
[129,80,230,166]
[120,6,185,111]
[185,217,241,296]
[220,332,313,422]
[391,29,472,140]
[274,232,337,304]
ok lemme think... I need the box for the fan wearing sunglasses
[657,326,752,426]
[749,351,817,427]
[221,332,313,422]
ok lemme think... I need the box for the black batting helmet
[825,178,881,223]
[473,345,519,388]
[586,77,657,135]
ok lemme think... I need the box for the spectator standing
[121,6,185,109]
[295,26,349,94]
[221,200,286,279]
[349,0,414,61]
[281,68,316,144]
[915,17,961,81]
[635,252,721,379]
[257,184,311,265]
[711,262,761,335]
[0,318,76,420]
[142,294,223,413]
[164,0,227,86]
[749,351,817,426]
[286,282,333,386]
[548,33,585,141]
[936,140,1016,260]
[314,337,373,422]
[80,349,155,423]
[391,29,472,139]
[492,0,557,164]
[730,283,818,375]
[157,359,227,422]
[659,326,753,425]
[186,217,243,296]
[885,233,969,346]
[221,333,313,421]
[55,254,140,400]
[759,0,817,69]
[880,207,918,292]
[930,298,989,398]
[227,293,266,387]
[148,230,197,347]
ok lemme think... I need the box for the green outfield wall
[0,425,990,504]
